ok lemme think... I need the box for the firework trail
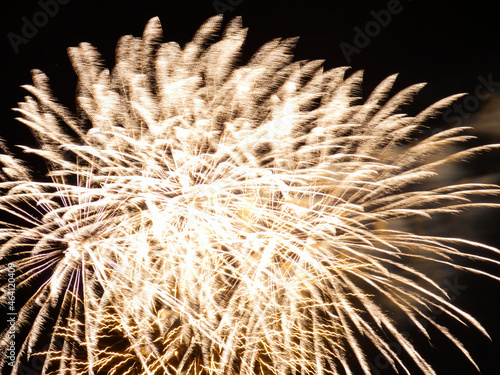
[1,15,499,375]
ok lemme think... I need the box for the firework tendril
[1,16,499,375]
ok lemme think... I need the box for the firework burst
[1,15,499,375]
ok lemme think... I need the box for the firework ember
[1,15,499,375]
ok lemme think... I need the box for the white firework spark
[1,15,499,375]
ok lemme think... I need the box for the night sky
[1,1,500,374]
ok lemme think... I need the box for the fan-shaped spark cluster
[1,15,499,375]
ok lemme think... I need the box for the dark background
[1,1,500,374]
